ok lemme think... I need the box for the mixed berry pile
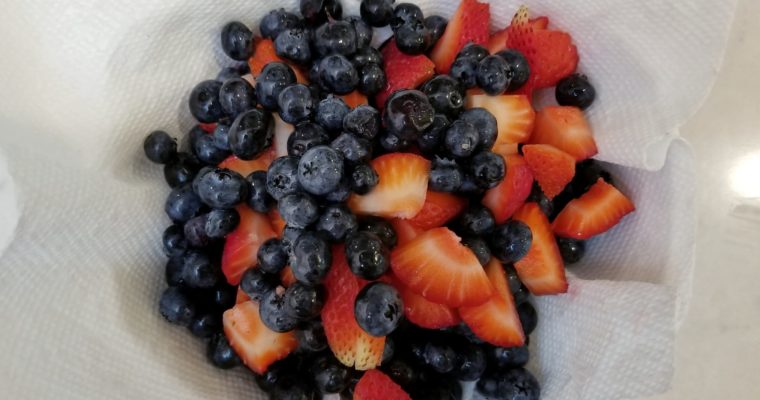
[144,0,636,399]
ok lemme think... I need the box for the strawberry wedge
[389,275,461,330]
[354,369,412,400]
[221,206,277,285]
[553,179,635,239]
[530,106,597,161]
[406,191,467,230]
[513,203,568,295]
[466,94,535,156]
[430,0,490,74]
[482,154,534,224]
[376,40,435,108]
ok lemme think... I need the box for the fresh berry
[378,133,410,152]
[324,175,353,203]
[458,107,497,151]
[424,15,448,45]
[212,124,231,151]
[457,204,496,236]
[486,16,549,53]
[496,49,531,92]
[469,151,505,189]
[297,320,328,352]
[220,21,254,61]
[417,114,450,155]
[557,237,586,264]
[390,275,460,329]
[407,191,467,230]
[219,150,274,176]
[144,131,177,164]
[314,20,358,57]
[266,156,301,200]
[352,46,383,69]
[314,96,349,133]
[457,43,489,61]
[285,123,326,158]
[221,206,277,285]
[279,190,321,229]
[284,281,325,320]
[162,224,188,257]
[444,119,479,158]
[354,282,404,336]
[556,73,596,109]
[462,236,491,266]
[359,218,398,248]
[249,38,309,84]
[487,220,532,264]
[299,0,327,24]
[477,55,510,95]
[395,20,433,55]
[530,105,597,161]
[205,208,240,238]
[512,203,568,295]
[450,56,479,88]
[488,344,530,369]
[517,301,538,335]
[259,9,301,40]
[354,369,412,400]
[189,80,225,123]
[465,94,534,156]
[454,343,487,381]
[316,204,358,242]
[347,16,373,48]
[277,83,314,124]
[190,313,222,339]
[522,144,576,199]
[388,218,424,246]
[376,40,436,107]
[257,238,288,274]
[360,0,395,27]
[428,157,463,192]
[476,367,540,400]
[259,290,299,332]
[193,133,230,165]
[319,54,359,95]
[553,178,635,239]
[482,154,534,223]
[207,332,242,369]
[280,265,298,287]
[239,264,277,302]
[344,105,380,140]
[256,62,297,110]
[194,168,248,209]
[297,145,345,196]
[391,3,423,30]
[245,170,275,212]
[384,90,435,140]
[164,152,201,188]
[159,287,196,326]
[291,232,332,285]
[332,133,372,163]
[350,163,379,195]
[311,354,352,394]
[345,231,390,280]
[165,184,203,223]
[228,108,274,161]
[184,214,211,247]
[358,63,387,96]
[421,75,465,118]
[340,90,370,108]
[219,77,256,119]
[430,0,490,74]
[274,27,312,65]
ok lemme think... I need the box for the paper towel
[0,0,734,399]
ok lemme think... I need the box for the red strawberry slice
[487,16,549,53]
[248,38,309,83]
[221,206,277,285]
[340,91,369,109]
[376,40,435,108]
[553,179,635,239]
[348,153,430,219]
[391,227,493,307]
[390,275,460,329]
[389,218,425,246]
[218,150,275,177]
[354,369,412,400]
[430,0,490,74]
[322,246,385,370]
[222,300,298,374]
[466,94,535,156]
[199,123,217,133]
[459,258,525,347]
[482,154,534,223]
[530,106,597,161]
[512,203,568,295]
[522,144,576,199]
[407,191,467,230]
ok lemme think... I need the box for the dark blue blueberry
[395,20,432,55]
[144,130,177,164]
[462,236,491,266]
[257,238,288,274]
[288,122,330,157]
[331,133,371,163]
[358,62,387,96]
[503,264,523,294]
[240,268,278,302]
[165,256,184,287]
[256,62,297,110]
[271,377,315,399]
[460,107,497,150]
[315,95,351,133]
[422,341,458,373]
[164,152,201,188]
[429,157,464,192]
[458,173,484,195]
[382,337,395,363]
[297,145,345,196]
[212,124,231,151]
[424,15,447,46]
[297,320,328,352]
[556,73,596,110]
[267,156,301,200]
[417,114,450,155]
[311,354,351,394]
[184,125,206,153]
[345,231,390,280]
[216,64,248,83]
[189,80,225,123]
[207,332,241,369]
[189,313,221,338]
[316,204,358,242]
[455,343,487,381]
[458,205,496,236]
[528,183,554,217]
[469,151,505,189]
[477,55,510,95]
[211,284,237,310]
[360,0,394,27]
[260,290,300,332]
[457,43,489,62]
[354,282,403,336]
[255,358,295,392]
[205,208,240,238]
[444,119,479,158]
[285,282,325,320]
[488,220,533,264]
[351,46,383,69]
[291,232,332,285]
[184,214,211,247]
[277,83,315,124]
[182,250,219,289]
[300,0,328,25]
[558,237,586,265]
[382,358,417,388]
[512,283,531,306]
[282,225,305,254]
[318,54,359,95]
[496,49,531,92]
[220,21,254,61]
[219,78,256,118]
[488,345,530,369]
[163,224,189,257]
[421,75,465,118]
[259,8,302,40]
[449,56,479,88]
[378,132,410,152]
[159,287,196,326]
[278,192,320,228]
[324,175,352,203]
[349,163,378,195]
[229,108,274,160]
[518,301,538,335]
[165,184,203,222]
[346,16,373,49]
[245,170,275,212]
[314,20,357,57]
[343,105,381,139]
[193,133,230,165]
[391,3,423,30]
[384,89,435,140]
[194,168,248,209]
[325,0,343,19]
[274,27,312,65]
[359,218,397,248]
[477,368,540,400]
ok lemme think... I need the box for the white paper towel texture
[0,0,735,399]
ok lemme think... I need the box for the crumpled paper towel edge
[0,148,20,260]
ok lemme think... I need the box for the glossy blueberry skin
[207,332,241,369]
[314,20,357,57]
[352,46,383,69]
[421,75,465,118]
[259,290,300,332]
[267,156,301,200]
[274,27,312,65]
[319,54,359,95]
[288,122,330,157]
[315,95,351,133]
[184,214,211,247]
[378,133,410,152]
[316,205,358,242]
[220,21,254,61]
[556,73,596,110]
[444,119,480,158]
[470,151,506,189]
[279,191,320,229]
[163,224,189,257]
[462,236,491,266]
[257,238,289,274]
[284,282,325,320]
[189,313,221,338]
[144,131,177,164]
[358,62,387,96]
[417,114,450,155]
[518,301,538,335]
[359,218,397,248]
[346,16,373,49]
[212,124,231,151]
[381,358,417,387]
[165,256,185,287]
[277,83,315,124]
[477,55,510,95]
[429,160,463,192]
[245,170,275,212]
[312,354,351,394]
[300,0,327,25]
[260,8,302,40]
[342,105,381,140]
[458,205,496,236]
[391,3,423,30]
[297,320,328,352]
[489,345,530,369]
[194,168,248,209]
[455,343,487,381]
[164,152,201,188]
[189,80,225,123]
[297,145,345,196]
[217,64,248,83]
[383,89,435,140]
[219,77,256,118]
[211,284,238,310]
[205,208,240,238]
[184,125,207,153]
[182,250,220,289]
[488,220,533,264]
[459,107,498,150]
[354,282,403,336]
[527,183,554,217]
[349,163,379,195]
[422,341,458,373]
[496,49,531,92]
[395,20,432,55]
[159,287,196,326]
[457,43,489,62]
[325,0,342,19]
[256,62,297,110]
[558,237,586,265]
[424,15,447,45]
[360,0,395,27]
[165,184,203,223]
[193,133,230,165]
[228,108,273,160]
[345,231,390,280]
[291,232,332,285]
[331,133,372,164]
[450,56,479,88]
[476,368,540,400]
[240,268,278,302]
[324,175,352,203]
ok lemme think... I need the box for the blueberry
[315,95,351,133]
[291,232,332,285]
[346,16,373,49]
[316,205,358,242]
[527,183,554,217]
[277,83,315,124]
[228,108,273,160]
[503,264,523,294]
[267,156,301,200]
[257,238,288,274]
[512,283,531,306]
[165,184,203,222]
[476,368,540,400]
[477,55,510,95]
[462,236,491,266]
[212,124,231,151]
[275,27,312,65]
[194,168,248,209]
[211,284,238,310]
[260,8,302,40]
[417,114,450,155]
[318,54,359,95]
[488,221,533,264]
[207,332,241,369]
[378,132,410,152]
[205,208,240,238]
[323,175,352,203]
[184,214,211,247]
[455,343,487,381]
[384,90,435,140]
[444,119,479,158]
[325,0,343,19]
[428,157,463,192]
[163,224,189,257]
[360,0,394,27]
[311,356,351,395]
[256,62,297,110]
[288,126,328,163]
[382,337,395,363]
[271,378,315,399]
[457,43,489,62]
[184,125,207,153]
[331,133,372,163]
[457,205,496,236]
[352,46,383,69]
[182,250,220,289]
[556,73,596,110]
[189,313,221,338]
[219,21,254,61]
[189,80,225,123]
[496,49,531,92]
[299,0,328,24]
[255,358,295,392]
[342,105,380,140]
[354,282,403,336]
[282,225,305,254]
[159,287,196,326]
[279,192,320,228]
[245,170,275,212]
[469,151,505,189]
[422,342,458,373]
[193,133,229,165]
[450,57,479,88]
[314,20,357,57]
[391,3,423,30]
[260,290,299,332]
[382,358,417,387]
[422,76,465,118]
[298,145,345,196]
[283,282,324,320]
[165,256,184,287]
[395,20,432,55]
[488,345,529,369]
[424,15,447,46]
[164,152,201,188]
[297,320,328,352]
[518,302,538,335]
[144,131,177,164]
[240,268,278,301]
[345,231,390,280]
[358,62,387,96]
[350,163,379,195]
[558,237,586,265]
[359,218,397,248]
[459,107,497,150]
[217,64,248,83]
[219,78,256,119]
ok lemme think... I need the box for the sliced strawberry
[268,209,286,238]
[487,16,549,53]
[376,39,436,108]
[199,123,217,133]
[221,206,277,285]
[430,0,490,74]
[235,287,249,305]
[218,150,275,177]
[354,369,412,400]
[248,38,309,83]
[280,266,297,288]
[322,246,385,370]
[391,227,493,307]
[482,154,534,223]
[348,153,430,219]
[406,191,467,230]
[273,114,293,158]
[459,258,525,347]
[389,218,425,246]
[466,94,535,156]
[340,91,369,108]
[389,275,460,329]
[223,301,298,374]
[512,203,568,295]
[553,179,635,239]
[522,144,575,199]
[530,106,597,161]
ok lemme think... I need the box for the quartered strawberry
[199,123,217,133]
[391,227,493,307]
[354,369,412,400]
[389,218,425,246]
[222,300,298,374]
[482,154,534,223]
[322,246,385,370]
[221,206,277,285]
[348,153,430,219]
[340,91,369,108]
[466,94,535,156]
[280,266,297,288]
[268,209,286,238]
[553,178,635,239]
[530,106,597,161]
[459,258,525,347]
[407,191,467,230]
[430,0,490,74]
[512,203,568,295]
[522,144,575,199]
[248,38,309,83]
[218,150,275,177]
[487,16,549,53]
[389,275,460,330]
[235,287,249,305]
[376,39,436,108]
